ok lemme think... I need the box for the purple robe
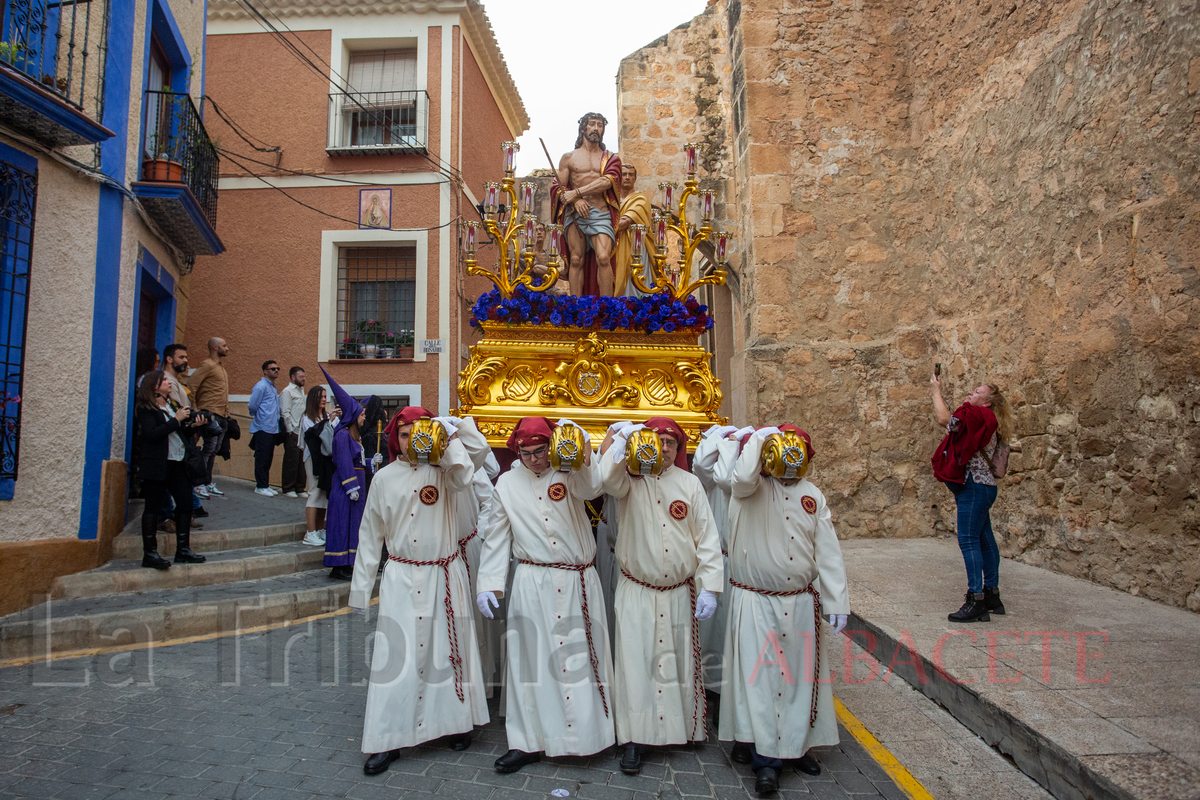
[325,428,366,567]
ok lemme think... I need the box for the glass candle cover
[654,214,667,248]
[702,190,714,222]
[717,232,729,262]
[521,182,534,212]
[465,222,477,253]
[485,183,498,214]
[685,143,698,175]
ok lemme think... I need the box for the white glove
[557,419,591,444]
[371,452,383,470]
[733,426,755,440]
[829,614,848,635]
[607,420,634,437]
[433,416,459,436]
[694,589,718,620]
[610,424,645,463]
[703,424,724,439]
[754,426,783,441]
[477,591,499,619]
[348,489,360,502]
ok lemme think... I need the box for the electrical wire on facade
[204,96,283,158]
[220,148,461,232]
[232,0,464,184]
[215,146,450,187]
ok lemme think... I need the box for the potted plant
[396,329,415,358]
[356,318,385,357]
[142,126,183,183]
[338,339,359,359]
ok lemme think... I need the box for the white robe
[693,435,739,690]
[350,438,490,753]
[718,435,850,758]
[599,453,724,746]
[456,467,502,695]
[477,458,615,756]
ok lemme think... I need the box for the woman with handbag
[931,375,1013,622]
[134,371,209,569]
[300,386,341,546]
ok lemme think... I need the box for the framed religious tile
[359,188,391,230]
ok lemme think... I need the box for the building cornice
[209,0,529,135]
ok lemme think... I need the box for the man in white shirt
[278,367,308,497]
[599,417,723,775]
[476,417,614,773]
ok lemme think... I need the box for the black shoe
[494,749,540,773]
[330,566,353,581]
[619,743,643,775]
[983,587,1006,615]
[193,506,209,518]
[449,732,472,751]
[174,548,206,564]
[796,753,821,775]
[948,592,990,623]
[754,767,779,795]
[730,742,753,764]
[363,749,400,774]
[141,532,170,570]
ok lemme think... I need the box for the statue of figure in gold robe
[614,164,656,297]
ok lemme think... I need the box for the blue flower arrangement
[470,287,714,335]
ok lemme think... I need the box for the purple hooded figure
[321,366,366,580]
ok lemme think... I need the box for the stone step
[0,569,375,660]
[110,521,308,559]
[50,542,327,600]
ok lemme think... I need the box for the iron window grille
[140,90,219,227]
[0,0,108,117]
[336,246,417,359]
[327,90,428,155]
[0,155,35,482]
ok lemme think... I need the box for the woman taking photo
[134,371,209,569]
[300,386,340,547]
[931,373,1013,622]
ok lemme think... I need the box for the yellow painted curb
[0,598,379,670]
[835,696,937,800]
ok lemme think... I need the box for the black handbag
[275,414,289,446]
[183,442,208,487]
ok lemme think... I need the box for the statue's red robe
[551,151,623,296]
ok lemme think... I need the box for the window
[0,154,36,496]
[329,49,422,151]
[337,246,416,359]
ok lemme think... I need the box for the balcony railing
[141,90,218,227]
[0,0,110,145]
[327,90,428,155]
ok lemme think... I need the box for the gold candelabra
[462,141,731,302]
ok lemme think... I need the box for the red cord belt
[517,557,608,718]
[387,548,466,703]
[457,529,477,585]
[618,567,706,741]
[727,577,823,726]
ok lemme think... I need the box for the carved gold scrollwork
[538,333,641,408]
[631,368,683,408]
[459,353,509,407]
[498,364,547,402]
[474,421,514,440]
[675,358,723,413]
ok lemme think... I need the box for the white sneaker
[302,531,324,546]
[317,529,326,544]
[254,487,274,496]
[266,488,280,496]
[207,483,225,496]
[297,492,309,498]
[285,491,299,498]
[195,485,210,499]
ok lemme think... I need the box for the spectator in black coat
[134,371,208,569]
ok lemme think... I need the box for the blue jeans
[948,476,999,594]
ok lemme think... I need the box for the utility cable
[215,145,449,186]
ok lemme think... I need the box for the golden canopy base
[455,323,727,451]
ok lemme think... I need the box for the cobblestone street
[0,612,906,800]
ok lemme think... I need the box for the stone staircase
[0,478,368,661]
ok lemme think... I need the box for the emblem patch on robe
[669,500,689,520]
[419,485,440,505]
[548,482,567,501]
[801,496,818,514]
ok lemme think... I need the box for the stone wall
[618,0,1200,610]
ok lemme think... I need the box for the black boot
[619,743,644,775]
[174,525,206,564]
[983,587,1006,615]
[948,592,990,623]
[141,532,170,570]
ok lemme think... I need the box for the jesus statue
[551,112,622,296]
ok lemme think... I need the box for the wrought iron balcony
[0,0,113,146]
[327,90,428,155]
[131,90,224,256]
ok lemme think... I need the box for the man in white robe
[692,425,741,709]
[476,417,614,772]
[599,417,724,775]
[719,425,850,796]
[350,408,491,774]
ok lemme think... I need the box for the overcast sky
[481,0,710,176]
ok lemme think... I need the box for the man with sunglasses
[248,360,283,496]
[475,417,613,773]
[598,417,723,775]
